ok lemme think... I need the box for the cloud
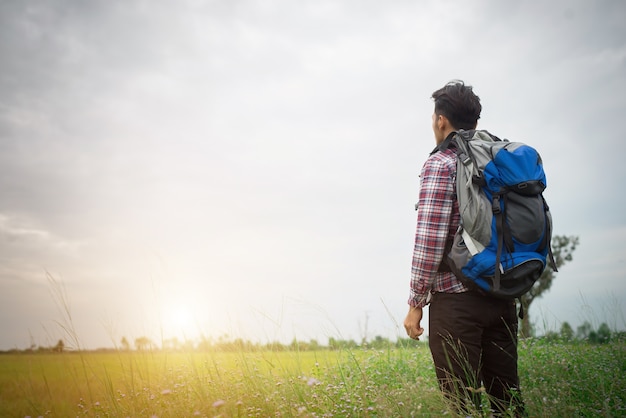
[0,0,625,349]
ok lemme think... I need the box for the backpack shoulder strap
[430,132,458,155]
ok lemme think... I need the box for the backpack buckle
[492,195,502,214]
[458,151,471,166]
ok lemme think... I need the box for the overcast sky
[1,0,624,350]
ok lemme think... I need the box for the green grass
[518,338,626,417]
[1,339,624,417]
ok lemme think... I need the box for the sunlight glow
[162,305,198,341]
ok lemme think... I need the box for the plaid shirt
[408,146,467,308]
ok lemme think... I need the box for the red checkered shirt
[408,146,468,308]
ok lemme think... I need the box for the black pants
[429,291,525,416]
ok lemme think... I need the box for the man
[404,80,525,416]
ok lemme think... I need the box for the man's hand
[404,306,424,340]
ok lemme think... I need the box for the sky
[1,0,625,350]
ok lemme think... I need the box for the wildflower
[161,389,172,395]
[212,399,226,408]
[307,377,321,386]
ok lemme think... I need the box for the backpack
[441,130,557,301]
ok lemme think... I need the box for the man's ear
[437,114,449,131]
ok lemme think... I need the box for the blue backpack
[442,130,557,300]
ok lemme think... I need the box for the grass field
[1,338,624,417]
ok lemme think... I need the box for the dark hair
[431,80,481,130]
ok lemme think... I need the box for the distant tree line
[3,322,622,354]
[117,334,426,352]
[1,334,426,354]
[1,339,67,354]
[541,321,619,344]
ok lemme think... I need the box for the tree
[520,235,579,337]
[135,336,152,351]
[576,321,592,340]
[589,323,612,344]
[120,337,130,351]
[308,339,320,351]
[53,339,65,353]
[560,322,574,341]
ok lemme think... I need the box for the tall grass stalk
[46,271,97,408]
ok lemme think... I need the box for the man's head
[431,80,481,144]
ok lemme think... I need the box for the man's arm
[408,154,455,308]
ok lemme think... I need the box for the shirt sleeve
[408,154,455,308]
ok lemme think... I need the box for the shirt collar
[430,132,457,155]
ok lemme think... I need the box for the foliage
[134,336,152,351]
[541,321,615,346]
[53,339,65,353]
[520,235,579,337]
[559,322,574,341]
[120,336,130,351]
[589,323,612,344]
[577,321,593,340]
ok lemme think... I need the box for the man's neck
[436,128,456,145]
[442,127,456,141]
